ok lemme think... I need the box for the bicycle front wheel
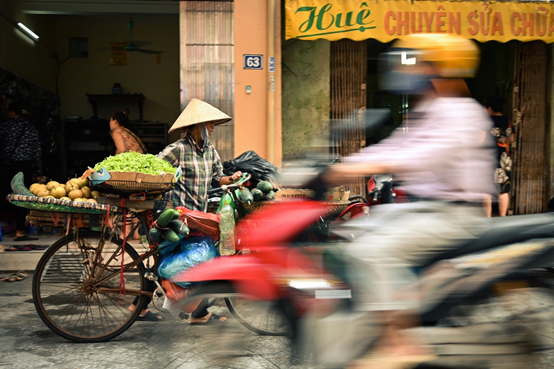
[32,231,147,342]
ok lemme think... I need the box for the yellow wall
[234,0,282,166]
[54,17,180,125]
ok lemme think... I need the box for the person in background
[157,98,242,325]
[0,101,42,241]
[109,109,160,321]
[109,109,148,241]
[483,96,513,217]
[109,109,147,155]
[322,34,495,366]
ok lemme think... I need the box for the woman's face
[206,122,216,136]
[109,117,117,130]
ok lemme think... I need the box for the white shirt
[347,97,496,202]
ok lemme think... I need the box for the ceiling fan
[123,18,162,54]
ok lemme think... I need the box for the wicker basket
[90,171,175,194]
[7,194,122,214]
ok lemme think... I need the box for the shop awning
[285,0,554,43]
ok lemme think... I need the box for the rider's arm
[324,161,393,185]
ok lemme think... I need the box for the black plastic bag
[223,150,280,182]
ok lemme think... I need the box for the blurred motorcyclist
[323,34,496,367]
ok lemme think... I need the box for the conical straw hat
[169,98,232,133]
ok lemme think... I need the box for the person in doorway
[321,34,495,367]
[156,98,242,325]
[109,109,147,155]
[483,96,513,217]
[0,101,42,241]
[109,109,148,241]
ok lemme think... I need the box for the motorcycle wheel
[185,282,291,336]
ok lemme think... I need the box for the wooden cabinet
[64,121,169,178]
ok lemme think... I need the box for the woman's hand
[219,171,243,186]
[230,171,243,182]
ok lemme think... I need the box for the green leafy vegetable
[93,152,177,175]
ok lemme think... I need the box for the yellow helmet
[391,34,480,78]
[379,34,480,94]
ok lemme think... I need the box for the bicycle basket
[91,171,175,194]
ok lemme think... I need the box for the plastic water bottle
[219,198,236,256]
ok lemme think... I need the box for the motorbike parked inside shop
[171,166,554,368]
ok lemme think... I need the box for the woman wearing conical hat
[157,99,241,325]
[158,98,242,212]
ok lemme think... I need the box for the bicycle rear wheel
[32,231,147,342]
[183,282,290,336]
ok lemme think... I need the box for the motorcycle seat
[424,212,554,267]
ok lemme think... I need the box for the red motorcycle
[171,173,554,368]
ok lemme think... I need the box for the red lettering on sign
[449,12,461,34]
[468,12,479,35]
[522,13,534,36]
[385,11,396,35]
[511,12,522,36]
[549,13,554,36]
[537,13,547,36]
[423,12,435,32]
[436,11,446,33]
[411,12,423,33]
[490,12,504,36]
[398,12,409,35]
[480,11,490,35]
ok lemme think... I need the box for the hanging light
[17,22,39,41]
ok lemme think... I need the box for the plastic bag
[158,235,217,287]
[175,206,221,239]
[223,150,280,183]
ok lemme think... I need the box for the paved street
[1,234,554,369]
[0,274,318,369]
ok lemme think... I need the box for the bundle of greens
[93,152,177,175]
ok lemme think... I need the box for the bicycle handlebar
[221,172,252,193]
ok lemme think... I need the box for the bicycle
[31,173,287,343]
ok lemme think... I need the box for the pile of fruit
[29,178,100,203]
[148,208,190,243]
[238,180,276,204]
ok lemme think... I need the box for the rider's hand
[231,171,242,182]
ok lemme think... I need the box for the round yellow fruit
[80,186,92,199]
[66,181,78,193]
[86,198,98,204]
[46,181,60,191]
[68,189,83,200]
[51,186,66,198]
[60,197,71,201]
[37,190,50,197]
[30,183,40,193]
[69,178,81,188]
[76,178,89,188]
[32,184,47,195]
[91,191,101,199]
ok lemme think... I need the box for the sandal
[190,313,227,326]
[1,273,18,282]
[137,311,165,322]
[15,271,28,281]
